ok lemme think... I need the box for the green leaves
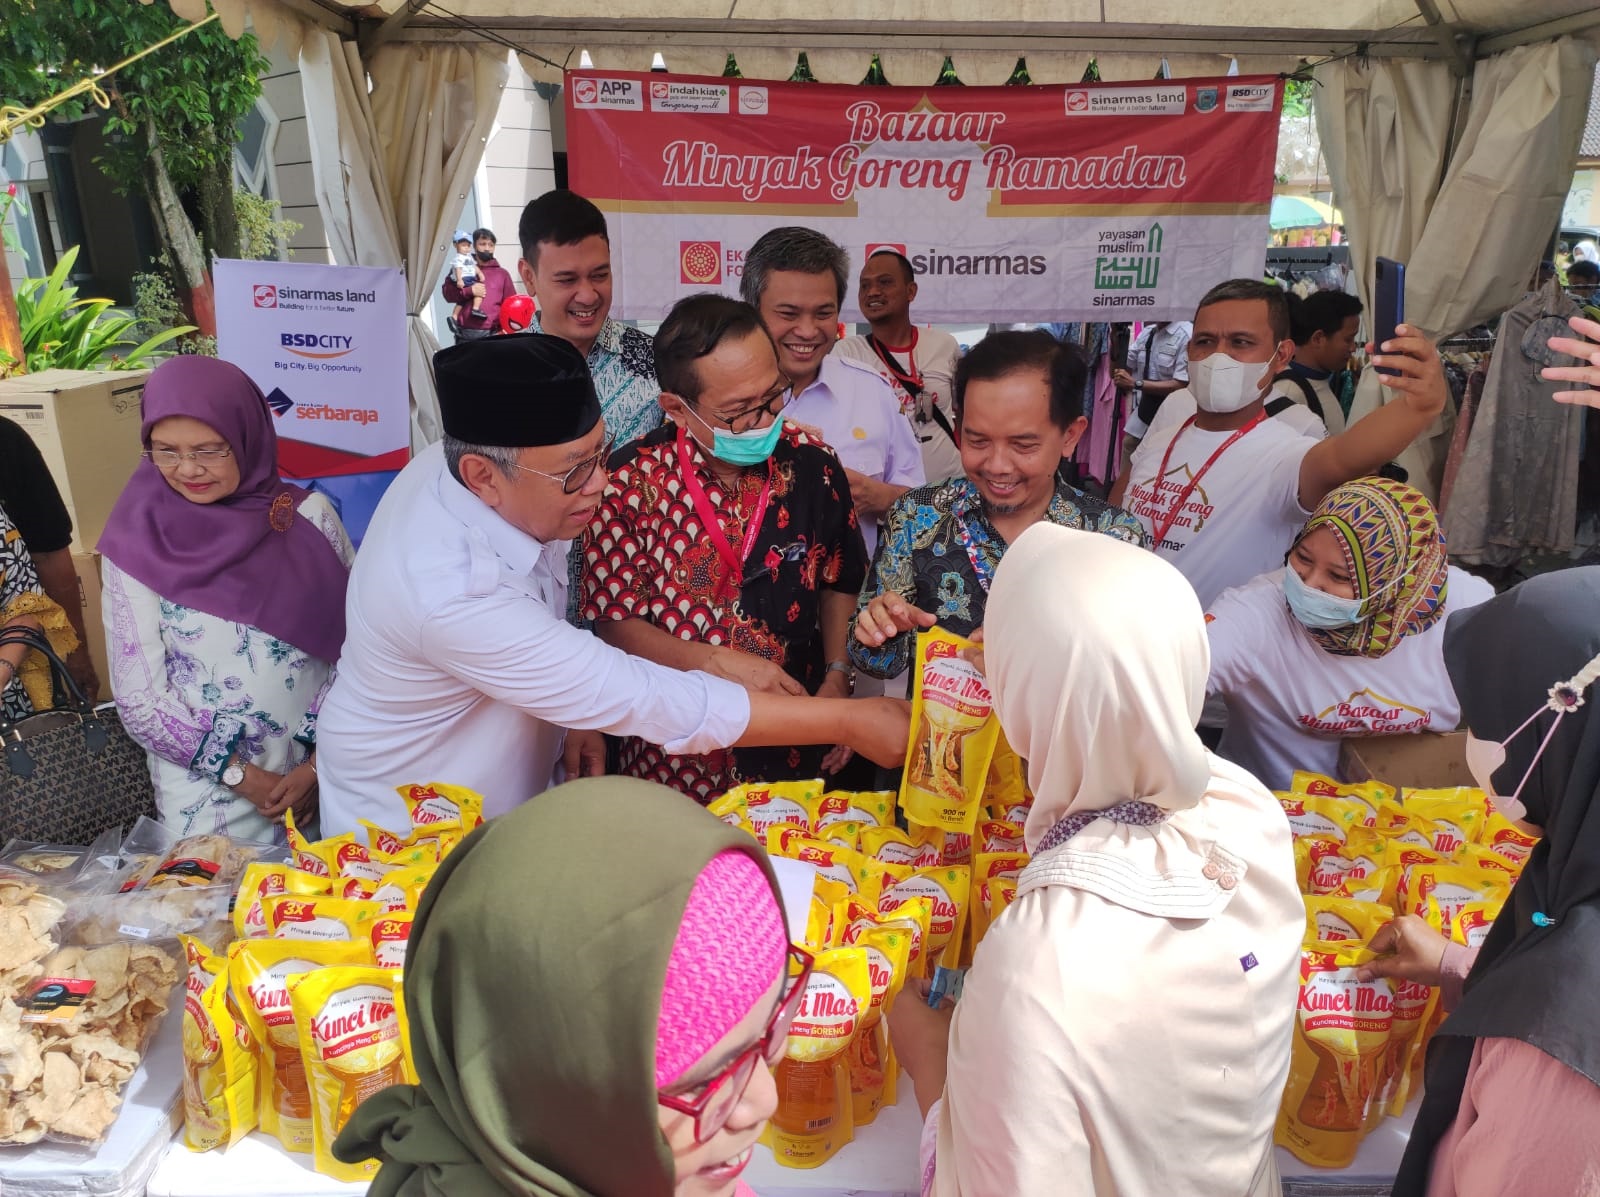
[0,246,197,376]
[0,1,268,192]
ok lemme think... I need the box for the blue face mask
[708,416,784,466]
[1282,566,1366,630]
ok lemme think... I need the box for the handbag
[0,626,157,845]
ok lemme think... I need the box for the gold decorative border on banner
[591,197,861,218]
[985,199,1271,218]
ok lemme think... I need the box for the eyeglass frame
[671,375,793,437]
[507,436,615,494]
[657,942,814,1144]
[142,447,234,469]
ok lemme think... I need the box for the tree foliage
[0,0,268,271]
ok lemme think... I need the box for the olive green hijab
[334,778,783,1196]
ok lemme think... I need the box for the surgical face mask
[1464,651,1600,828]
[1464,730,1536,824]
[712,418,784,466]
[1189,352,1270,414]
[684,403,784,467]
[1282,565,1365,629]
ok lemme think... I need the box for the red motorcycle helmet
[498,293,537,334]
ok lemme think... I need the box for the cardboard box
[71,551,109,704]
[0,369,149,553]
[1338,731,1473,791]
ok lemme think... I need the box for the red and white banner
[567,72,1283,323]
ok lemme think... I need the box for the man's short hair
[471,227,496,244]
[442,435,518,485]
[866,249,916,283]
[1289,290,1364,345]
[654,293,770,405]
[741,227,850,308]
[1196,278,1292,343]
[954,330,1086,430]
[518,191,609,268]
[1569,260,1600,284]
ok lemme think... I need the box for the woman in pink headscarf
[99,356,353,841]
[892,524,1304,1196]
[336,777,797,1197]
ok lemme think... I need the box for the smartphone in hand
[1373,257,1406,377]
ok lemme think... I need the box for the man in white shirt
[1109,278,1450,611]
[1116,319,1193,460]
[741,227,924,560]
[835,249,965,486]
[316,334,908,835]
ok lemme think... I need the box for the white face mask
[1189,352,1272,414]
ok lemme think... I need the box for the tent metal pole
[1411,0,1474,76]
[1478,9,1600,55]
[359,0,431,57]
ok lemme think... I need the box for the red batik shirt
[580,422,868,802]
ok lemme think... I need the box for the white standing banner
[215,259,408,478]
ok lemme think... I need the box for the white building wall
[259,45,334,264]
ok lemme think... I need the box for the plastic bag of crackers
[0,866,181,1145]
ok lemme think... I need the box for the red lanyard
[868,329,922,397]
[1147,411,1266,547]
[676,427,773,600]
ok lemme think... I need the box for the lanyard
[868,330,923,403]
[1147,411,1266,548]
[953,496,997,593]
[675,427,773,600]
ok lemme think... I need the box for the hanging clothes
[1441,280,1585,567]
[1075,324,1124,488]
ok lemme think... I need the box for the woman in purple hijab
[99,356,353,842]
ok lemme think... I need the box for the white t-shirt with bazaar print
[1205,567,1495,791]
[1124,411,1314,610]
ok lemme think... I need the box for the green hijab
[334,778,783,1196]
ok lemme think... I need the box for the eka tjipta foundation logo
[679,241,723,285]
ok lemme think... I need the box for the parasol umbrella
[1271,195,1343,229]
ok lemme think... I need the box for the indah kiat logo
[281,333,355,359]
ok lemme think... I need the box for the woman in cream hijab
[891,524,1303,1196]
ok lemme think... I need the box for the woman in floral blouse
[99,357,353,842]
[0,504,78,722]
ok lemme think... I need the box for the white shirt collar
[432,457,551,579]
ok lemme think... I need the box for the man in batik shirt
[581,294,868,802]
[851,330,1146,680]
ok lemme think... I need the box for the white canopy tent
[159,0,1600,472]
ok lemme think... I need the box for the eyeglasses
[658,943,813,1144]
[143,448,233,469]
[509,437,614,494]
[684,379,793,436]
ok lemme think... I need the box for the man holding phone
[1110,277,1450,610]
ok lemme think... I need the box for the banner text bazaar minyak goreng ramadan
[565,72,1284,323]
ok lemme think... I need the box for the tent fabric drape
[1407,37,1599,339]
[1312,57,1456,324]
[1316,36,1598,500]
[300,33,509,450]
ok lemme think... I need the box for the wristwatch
[222,757,245,788]
[825,659,855,695]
